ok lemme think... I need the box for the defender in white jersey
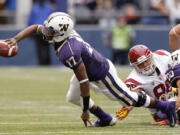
[117,45,176,125]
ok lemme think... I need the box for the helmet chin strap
[53,36,68,43]
[53,34,66,42]
[136,63,156,76]
[142,55,156,76]
[144,65,156,76]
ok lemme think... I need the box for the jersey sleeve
[154,49,171,57]
[58,42,83,70]
[166,64,180,88]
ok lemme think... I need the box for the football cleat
[116,106,134,120]
[89,116,117,127]
[172,87,178,96]
[151,120,169,126]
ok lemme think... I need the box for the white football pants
[66,60,151,108]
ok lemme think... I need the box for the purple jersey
[166,64,180,88]
[56,35,109,81]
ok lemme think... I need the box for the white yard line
[0,114,71,116]
[0,122,81,125]
[0,113,148,117]
[0,106,74,109]
[0,66,72,72]
[0,105,147,110]
[0,131,179,135]
[0,122,174,129]
[0,74,59,82]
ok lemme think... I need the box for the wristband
[83,96,90,112]
[83,111,89,115]
[79,78,89,84]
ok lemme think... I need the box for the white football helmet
[171,49,180,67]
[42,12,74,43]
[128,45,156,76]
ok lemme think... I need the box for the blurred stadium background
[0,0,176,65]
[0,0,180,134]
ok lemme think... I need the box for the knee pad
[66,92,81,106]
[66,93,73,103]
[134,91,147,107]
[89,99,95,108]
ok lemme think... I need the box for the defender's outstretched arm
[169,24,180,52]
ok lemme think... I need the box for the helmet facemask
[132,53,156,76]
[42,26,61,43]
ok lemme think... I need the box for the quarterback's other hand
[81,111,92,127]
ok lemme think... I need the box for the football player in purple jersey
[165,24,180,125]
[5,12,177,127]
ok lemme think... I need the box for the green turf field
[0,67,179,135]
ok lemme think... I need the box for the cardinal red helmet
[128,45,156,75]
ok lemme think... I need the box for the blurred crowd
[0,0,67,25]
[0,0,16,24]
[0,0,180,66]
[71,0,180,27]
[0,0,180,26]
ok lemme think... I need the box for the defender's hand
[116,106,134,120]
[81,111,92,127]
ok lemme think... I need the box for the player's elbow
[30,24,39,31]
[169,29,175,39]
[169,25,180,39]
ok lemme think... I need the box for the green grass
[0,67,179,135]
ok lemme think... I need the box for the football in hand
[0,40,18,57]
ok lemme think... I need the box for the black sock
[89,106,111,120]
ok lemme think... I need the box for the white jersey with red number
[125,50,173,114]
